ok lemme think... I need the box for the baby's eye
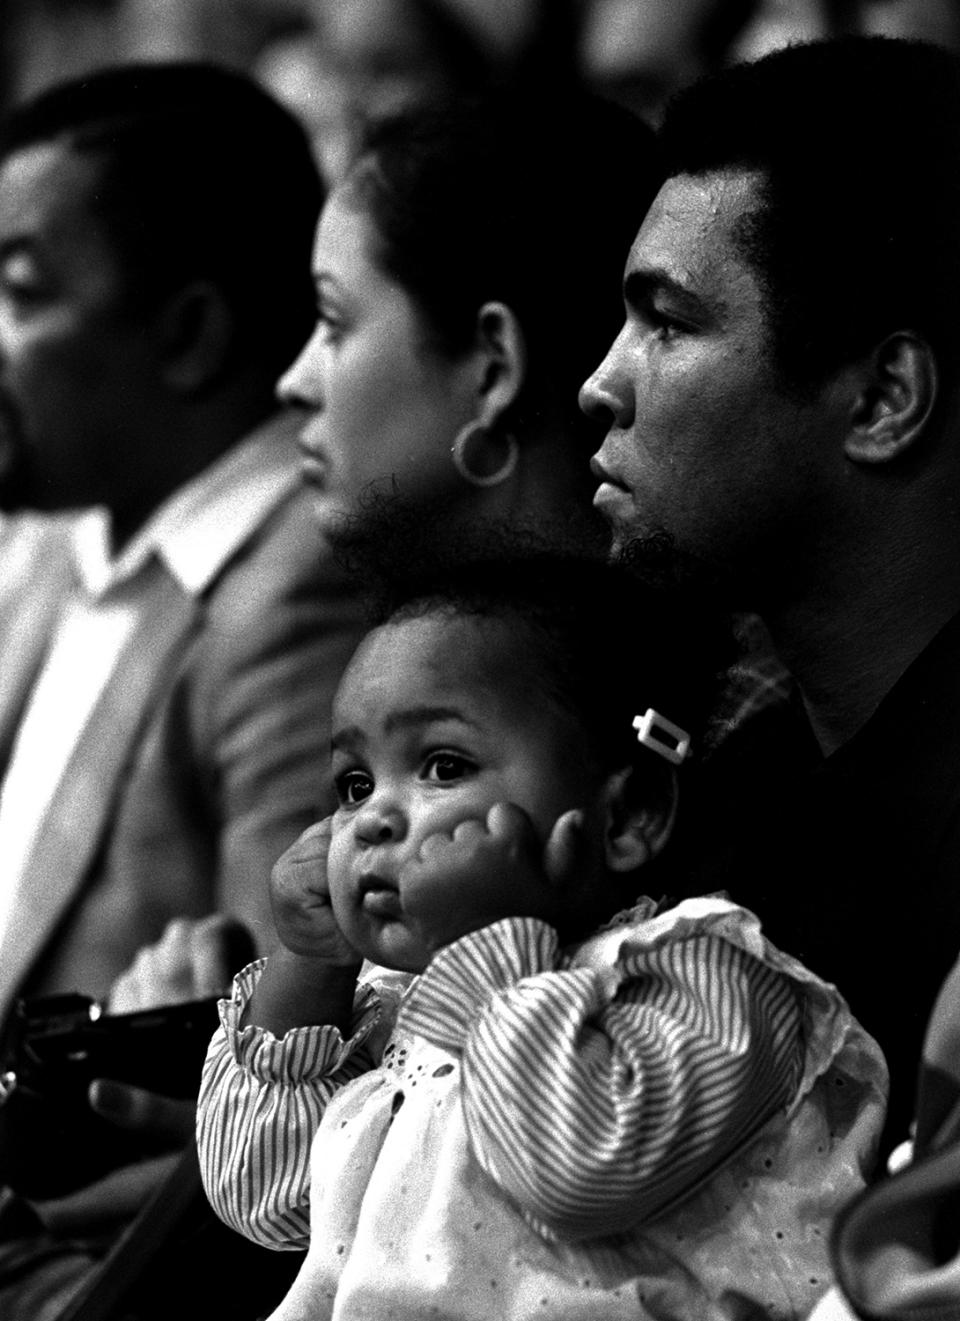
[335,769,373,806]
[422,752,474,783]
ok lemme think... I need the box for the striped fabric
[400,916,803,1238]
[198,906,802,1250]
[197,965,385,1249]
[706,612,796,750]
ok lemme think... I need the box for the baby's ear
[601,765,677,873]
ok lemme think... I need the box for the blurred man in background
[0,62,364,1317]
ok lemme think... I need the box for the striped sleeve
[400,917,803,1241]
[197,958,383,1250]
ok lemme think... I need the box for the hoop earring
[451,421,519,488]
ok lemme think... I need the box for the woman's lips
[299,451,328,489]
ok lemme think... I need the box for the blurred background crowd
[0,4,959,1319]
[3,0,959,182]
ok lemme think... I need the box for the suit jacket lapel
[0,570,199,1020]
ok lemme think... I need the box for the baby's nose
[354,802,406,846]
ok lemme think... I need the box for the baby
[198,555,887,1320]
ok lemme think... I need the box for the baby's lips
[359,879,402,920]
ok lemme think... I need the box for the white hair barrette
[633,709,691,767]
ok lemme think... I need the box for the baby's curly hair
[372,549,735,780]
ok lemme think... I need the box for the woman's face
[278,185,479,530]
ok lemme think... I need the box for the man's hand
[108,913,256,1013]
[399,802,588,956]
[87,1080,196,1145]
[32,1150,183,1236]
[77,911,257,1224]
[270,818,360,966]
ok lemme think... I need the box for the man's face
[0,139,158,514]
[580,170,847,591]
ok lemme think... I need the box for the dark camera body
[0,993,220,1199]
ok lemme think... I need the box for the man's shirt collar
[71,412,301,600]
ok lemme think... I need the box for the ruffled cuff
[217,958,383,1084]
[398,917,559,1053]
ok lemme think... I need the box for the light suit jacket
[0,438,366,1027]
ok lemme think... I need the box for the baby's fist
[399,802,558,954]
[270,819,359,966]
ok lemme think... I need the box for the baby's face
[328,613,603,970]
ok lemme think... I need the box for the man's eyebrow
[623,267,700,311]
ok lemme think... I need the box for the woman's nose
[353,800,407,846]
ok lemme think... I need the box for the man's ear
[156,280,234,394]
[601,765,678,874]
[844,332,937,465]
[471,300,527,431]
